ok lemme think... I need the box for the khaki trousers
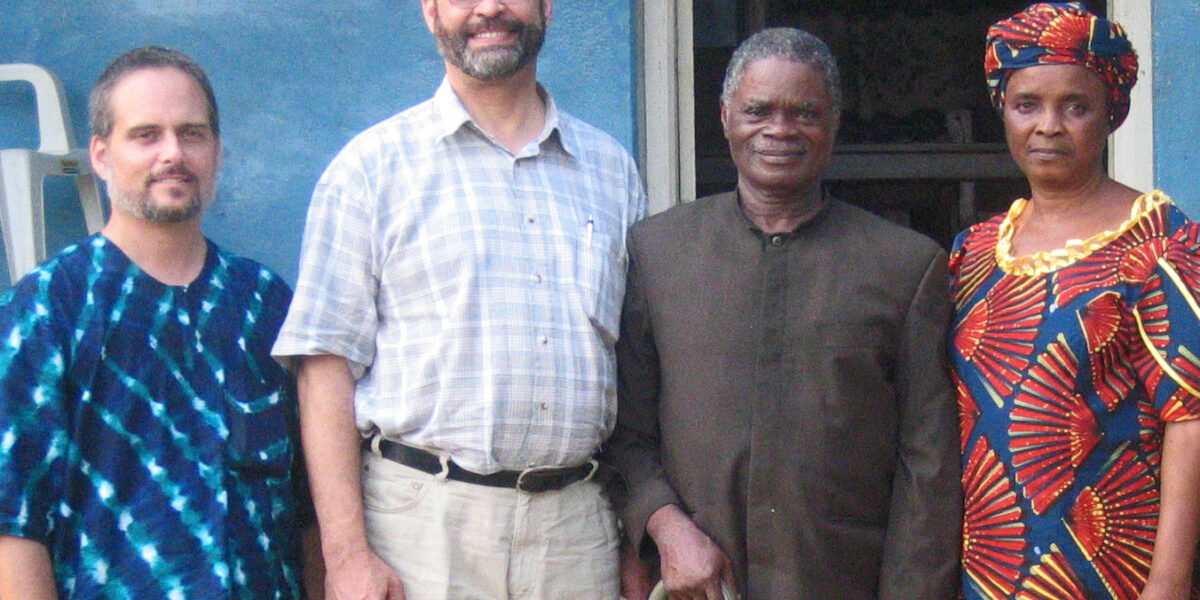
[361,449,621,600]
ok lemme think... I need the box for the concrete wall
[1154,0,1200,215]
[0,0,638,285]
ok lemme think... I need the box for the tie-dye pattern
[0,235,309,599]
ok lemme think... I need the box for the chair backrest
[0,63,78,155]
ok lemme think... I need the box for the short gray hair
[721,27,842,120]
[89,45,219,139]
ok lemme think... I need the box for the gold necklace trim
[994,190,1172,276]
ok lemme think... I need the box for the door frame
[638,0,695,214]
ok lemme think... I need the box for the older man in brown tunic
[606,28,961,600]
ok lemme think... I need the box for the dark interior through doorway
[693,0,1108,247]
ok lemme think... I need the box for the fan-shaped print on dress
[1135,345,1200,467]
[956,276,1046,401]
[1163,387,1200,423]
[1133,274,1171,395]
[1009,342,1101,515]
[1162,347,1200,421]
[1065,445,1158,600]
[1164,221,1200,293]
[1135,400,1162,468]
[956,369,980,453]
[1052,205,1168,308]
[1078,292,1138,411]
[963,436,1027,599]
[953,220,1002,311]
[1015,545,1091,600]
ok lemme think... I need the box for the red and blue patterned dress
[951,191,1200,600]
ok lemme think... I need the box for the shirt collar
[430,77,576,158]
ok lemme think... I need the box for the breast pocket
[224,379,296,480]
[575,231,626,345]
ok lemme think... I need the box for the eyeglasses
[446,0,533,8]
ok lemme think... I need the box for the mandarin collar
[731,187,832,237]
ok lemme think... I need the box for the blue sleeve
[0,271,73,543]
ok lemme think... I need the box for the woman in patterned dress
[951,3,1200,599]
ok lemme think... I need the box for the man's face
[426,0,549,81]
[721,57,837,198]
[89,67,220,224]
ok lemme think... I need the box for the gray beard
[105,174,213,224]
[434,13,545,81]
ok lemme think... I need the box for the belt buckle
[515,461,598,493]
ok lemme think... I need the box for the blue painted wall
[1154,0,1200,215]
[0,0,638,285]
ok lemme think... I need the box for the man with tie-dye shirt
[0,46,317,599]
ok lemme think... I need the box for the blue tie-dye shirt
[0,235,310,599]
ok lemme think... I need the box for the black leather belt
[370,438,601,493]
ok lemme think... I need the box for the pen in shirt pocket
[586,216,594,246]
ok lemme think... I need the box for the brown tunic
[605,192,961,599]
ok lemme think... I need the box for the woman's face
[1003,63,1112,190]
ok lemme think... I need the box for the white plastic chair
[0,63,105,284]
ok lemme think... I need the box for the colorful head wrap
[984,2,1138,129]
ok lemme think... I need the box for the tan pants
[361,449,621,600]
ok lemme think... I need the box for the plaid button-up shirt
[274,79,647,474]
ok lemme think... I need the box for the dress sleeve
[1136,221,1200,423]
[0,274,72,543]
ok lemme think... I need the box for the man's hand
[645,504,737,600]
[324,545,405,600]
[297,354,404,600]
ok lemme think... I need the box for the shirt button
[540,402,548,410]
[770,235,783,247]
[526,215,536,224]
[533,273,543,283]
[539,335,548,345]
